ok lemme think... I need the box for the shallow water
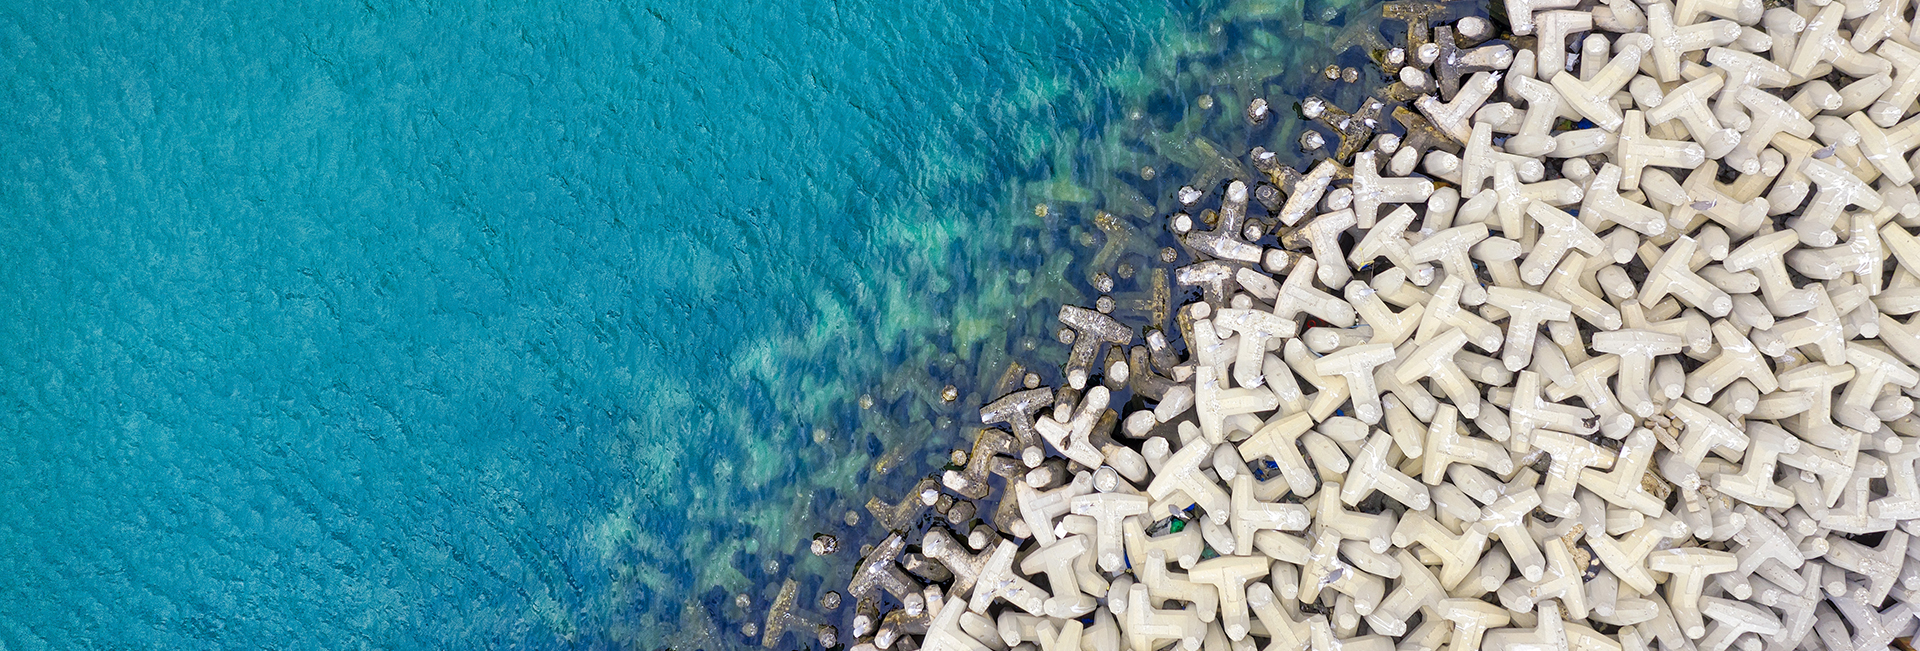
[0,0,1382,647]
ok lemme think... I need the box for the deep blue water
[0,0,1371,647]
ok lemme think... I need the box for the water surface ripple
[0,0,1195,646]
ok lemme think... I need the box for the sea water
[0,0,1378,647]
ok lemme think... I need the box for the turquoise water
[0,0,1373,647]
